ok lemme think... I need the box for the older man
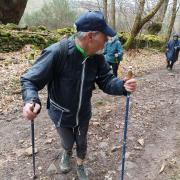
[21,11,137,180]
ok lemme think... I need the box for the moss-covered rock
[0,24,69,52]
[117,32,165,50]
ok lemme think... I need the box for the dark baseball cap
[75,11,116,37]
[173,33,179,37]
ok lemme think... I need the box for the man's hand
[124,78,137,93]
[114,53,119,58]
[23,102,41,120]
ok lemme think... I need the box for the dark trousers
[108,62,119,77]
[56,122,89,160]
[167,60,175,70]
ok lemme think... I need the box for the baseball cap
[75,11,116,37]
[173,33,179,37]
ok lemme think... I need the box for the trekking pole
[121,68,133,180]
[30,104,37,179]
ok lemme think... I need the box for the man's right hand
[23,102,41,120]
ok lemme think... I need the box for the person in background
[165,33,180,70]
[104,35,123,76]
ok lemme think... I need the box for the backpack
[54,38,69,76]
[47,38,69,108]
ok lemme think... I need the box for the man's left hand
[124,78,137,93]
[115,53,119,58]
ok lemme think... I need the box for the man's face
[87,32,108,54]
[173,36,178,41]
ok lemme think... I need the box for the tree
[124,0,165,49]
[165,0,178,42]
[103,0,108,22]
[147,0,169,34]
[22,0,77,29]
[0,0,28,24]
[111,0,116,30]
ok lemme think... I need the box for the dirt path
[0,60,180,180]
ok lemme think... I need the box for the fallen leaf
[159,162,166,174]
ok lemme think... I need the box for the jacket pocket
[48,99,70,127]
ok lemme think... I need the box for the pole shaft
[31,120,36,177]
[121,94,130,180]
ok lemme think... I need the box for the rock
[99,142,108,149]
[45,139,53,144]
[24,146,38,156]
[15,149,25,157]
[92,122,100,126]
[47,162,57,175]
[168,73,175,77]
[134,146,143,150]
[104,170,116,180]
[137,138,144,146]
[126,152,131,159]
[119,161,138,171]
[38,166,42,171]
[18,140,25,144]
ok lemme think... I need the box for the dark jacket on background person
[166,39,180,62]
[21,38,127,128]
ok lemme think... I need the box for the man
[21,11,137,180]
[104,35,123,77]
[166,33,180,70]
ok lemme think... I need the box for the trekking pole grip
[127,66,133,80]
[126,66,133,95]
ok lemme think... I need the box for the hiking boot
[59,151,71,173]
[77,165,89,180]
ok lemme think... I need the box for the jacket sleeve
[95,56,127,96]
[20,45,60,105]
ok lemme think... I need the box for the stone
[24,146,38,156]
[47,163,57,175]
[137,138,144,146]
[99,142,108,149]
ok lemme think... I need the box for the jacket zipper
[75,57,88,127]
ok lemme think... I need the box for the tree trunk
[124,0,165,49]
[158,0,169,23]
[103,0,108,22]
[112,0,116,30]
[0,0,28,24]
[165,0,178,42]
[124,0,145,49]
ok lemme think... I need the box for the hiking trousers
[56,121,89,160]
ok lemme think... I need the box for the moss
[3,23,18,30]
[0,23,166,52]
[0,24,62,52]
[117,32,165,50]
[56,28,74,36]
